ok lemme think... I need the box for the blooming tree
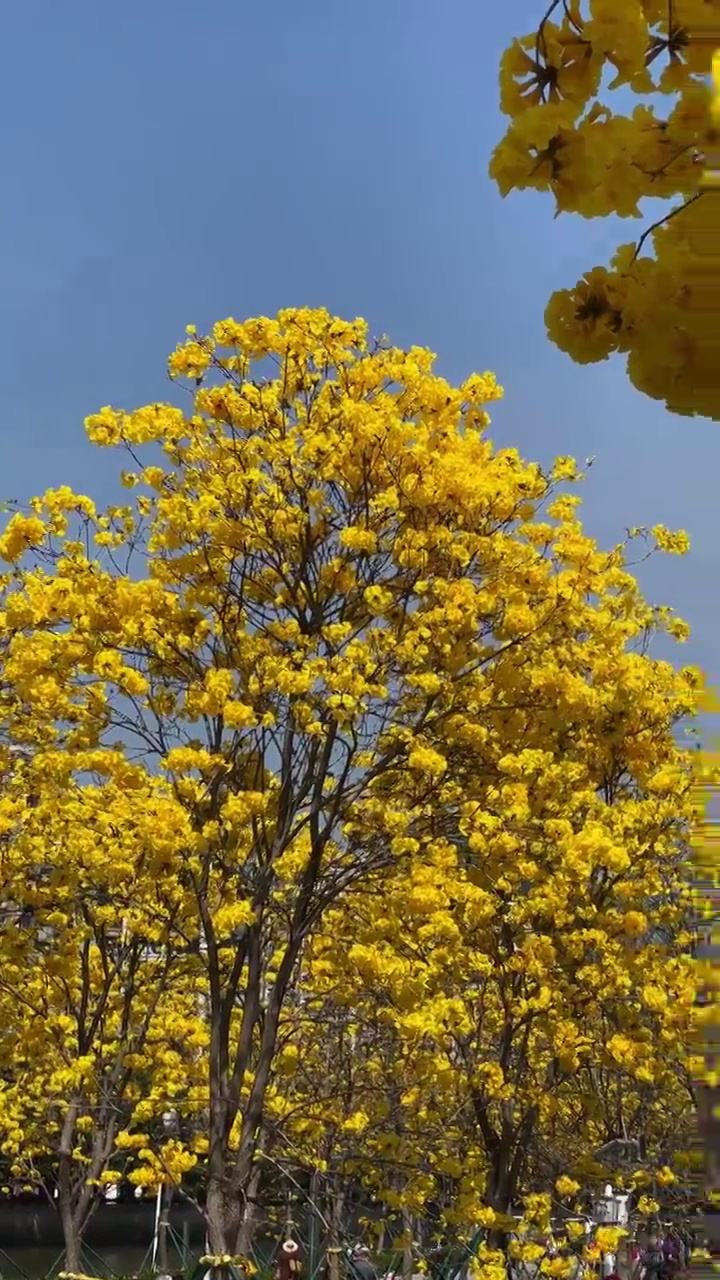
[0,308,702,1268]
[0,766,206,1270]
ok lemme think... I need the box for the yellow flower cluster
[492,0,720,419]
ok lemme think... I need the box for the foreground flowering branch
[491,0,720,420]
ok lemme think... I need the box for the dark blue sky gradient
[0,0,715,685]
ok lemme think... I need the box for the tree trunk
[56,1099,118,1274]
[57,1105,83,1273]
[326,1188,345,1280]
[205,1178,242,1257]
[204,933,305,1258]
[158,1185,173,1273]
[306,1170,321,1280]
[484,1106,538,1257]
[236,1163,263,1258]
[402,1210,414,1280]
[59,1199,82,1274]
[485,1153,515,1256]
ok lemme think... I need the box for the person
[601,1252,617,1277]
[427,1245,447,1280]
[277,1240,304,1280]
[641,1232,667,1280]
[349,1246,378,1280]
[678,1225,693,1269]
[661,1226,682,1277]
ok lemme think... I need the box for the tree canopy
[0,308,704,1273]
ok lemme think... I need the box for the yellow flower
[595,1227,625,1254]
[555,1176,581,1198]
[168,339,213,380]
[0,514,46,563]
[636,1196,661,1216]
[223,701,258,730]
[407,746,447,777]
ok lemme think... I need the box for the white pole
[151,1183,163,1269]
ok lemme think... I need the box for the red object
[276,1247,303,1280]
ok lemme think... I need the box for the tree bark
[326,1187,345,1280]
[205,1178,242,1257]
[236,1162,263,1258]
[402,1210,415,1280]
[158,1185,173,1273]
[204,927,304,1255]
[57,1104,83,1273]
[56,1097,119,1274]
[58,1197,82,1274]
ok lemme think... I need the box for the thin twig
[631,192,703,262]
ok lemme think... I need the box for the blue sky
[0,0,716,686]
